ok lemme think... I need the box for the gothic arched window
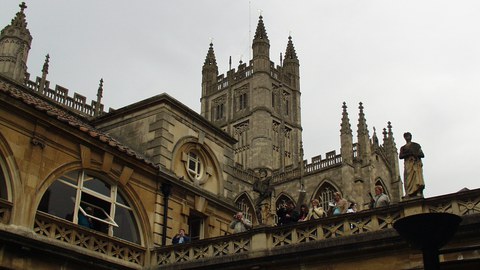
[0,164,7,200]
[38,170,140,244]
[235,193,255,224]
[375,178,389,196]
[275,194,295,209]
[313,182,339,213]
[0,156,10,201]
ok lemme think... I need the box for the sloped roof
[0,77,159,169]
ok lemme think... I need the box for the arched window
[38,170,140,244]
[275,194,295,209]
[0,158,9,200]
[375,178,389,195]
[235,193,256,224]
[313,182,339,212]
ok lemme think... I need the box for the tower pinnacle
[253,16,269,42]
[284,36,298,61]
[0,2,33,82]
[340,102,352,135]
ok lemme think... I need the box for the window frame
[39,169,140,244]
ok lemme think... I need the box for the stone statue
[399,132,425,197]
[253,169,273,205]
[253,169,274,224]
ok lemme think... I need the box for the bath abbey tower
[201,16,302,174]
[200,16,402,219]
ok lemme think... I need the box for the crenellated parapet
[209,60,295,95]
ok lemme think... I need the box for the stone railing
[153,188,480,267]
[33,211,146,266]
[230,165,258,184]
[304,151,342,174]
[0,198,12,224]
[24,77,105,117]
[271,169,300,184]
[156,234,252,265]
[270,151,343,184]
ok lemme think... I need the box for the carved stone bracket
[30,135,45,149]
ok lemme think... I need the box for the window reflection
[38,170,140,244]
[0,165,7,200]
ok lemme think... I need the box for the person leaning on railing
[304,199,326,220]
[229,211,252,233]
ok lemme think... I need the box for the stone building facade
[200,16,402,223]
[0,3,413,269]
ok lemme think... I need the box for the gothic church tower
[201,16,302,175]
[0,2,32,83]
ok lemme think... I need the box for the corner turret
[282,36,300,90]
[201,42,219,117]
[357,102,371,165]
[252,16,270,73]
[0,2,33,83]
[340,102,353,164]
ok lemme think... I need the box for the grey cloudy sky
[2,1,479,198]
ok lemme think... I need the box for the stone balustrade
[33,211,146,267]
[154,188,480,268]
[2,189,479,269]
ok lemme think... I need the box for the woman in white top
[305,199,326,220]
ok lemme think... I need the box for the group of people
[172,186,392,244]
[171,132,424,243]
[276,187,391,226]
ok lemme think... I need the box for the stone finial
[253,15,269,41]
[357,102,368,136]
[19,2,27,12]
[95,78,103,116]
[340,102,352,135]
[203,42,217,67]
[42,54,50,75]
[284,35,298,61]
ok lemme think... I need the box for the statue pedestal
[257,202,275,226]
[393,213,462,270]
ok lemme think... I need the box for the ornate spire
[0,2,33,82]
[340,102,352,135]
[382,127,388,145]
[10,2,29,30]
[372,127,379,148]
[340,102,353,164]
[387,121,393,138]
[253,15,269,42]
[42,54,50,75]
[385,121,397,149]
[203,42,217,67]
[357,102,369,136]
[284,36,298,61]
[95,78,104,116]
[39,54,50,94]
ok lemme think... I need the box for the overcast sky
[2,1,479,198]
